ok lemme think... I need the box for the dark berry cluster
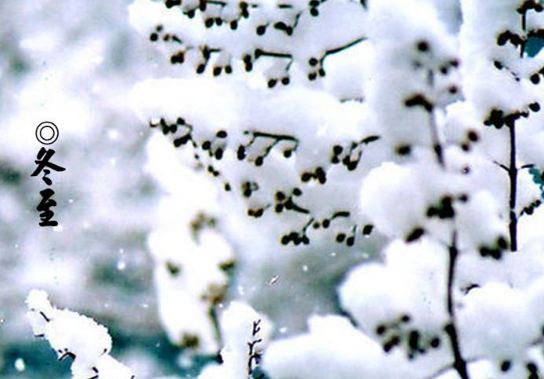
[483,107,538,129]
[300,166,327,184]
[521,198,542,216]
[405,227,425,243]
[151,1,367,83]
[330,135,380,171]
[273,189,306,214]
[236,131,299,166]
[280,218,313,246]
[426,196,456,220]
[478,236,508,260]
[375,314,442,359]
[460,129,480,152]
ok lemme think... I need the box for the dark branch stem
[255,49,293,60]
[248,131,298,142]
[508,8,527,250]
[288,201,310,215]
[209,306,224,348]
[508,123,518,252]
[520,12,527,58]
[257,36,367,64]
[425,357,480,379]
[445,232,471,379]
[427,334,544,379]
[323,37,366,58]
[429,110,444,167]
[423,70,445,167]
[493,160,509,172]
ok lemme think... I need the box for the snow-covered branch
[26,290,135,379]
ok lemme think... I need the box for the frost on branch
[127,0,544,378]
[146,134,234,353]
[129,0,380,250]
[365,0,460,159]
[263,315,412,379]
[460,0,544,251]
[134,79,383,350]
[198,301,271,379]
[26,290,134,379]
[131,78,380,249]
[255,0,544,378]
[340,239,447,360]
[129,0,367,83]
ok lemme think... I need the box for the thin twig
[445,232,471,379]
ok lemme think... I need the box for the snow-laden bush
[26,290,134,379]
[29,0,544,378]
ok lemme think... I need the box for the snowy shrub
[26,290,134,379]
[28,0,544,378]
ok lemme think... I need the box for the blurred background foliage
[0,0,196,378]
